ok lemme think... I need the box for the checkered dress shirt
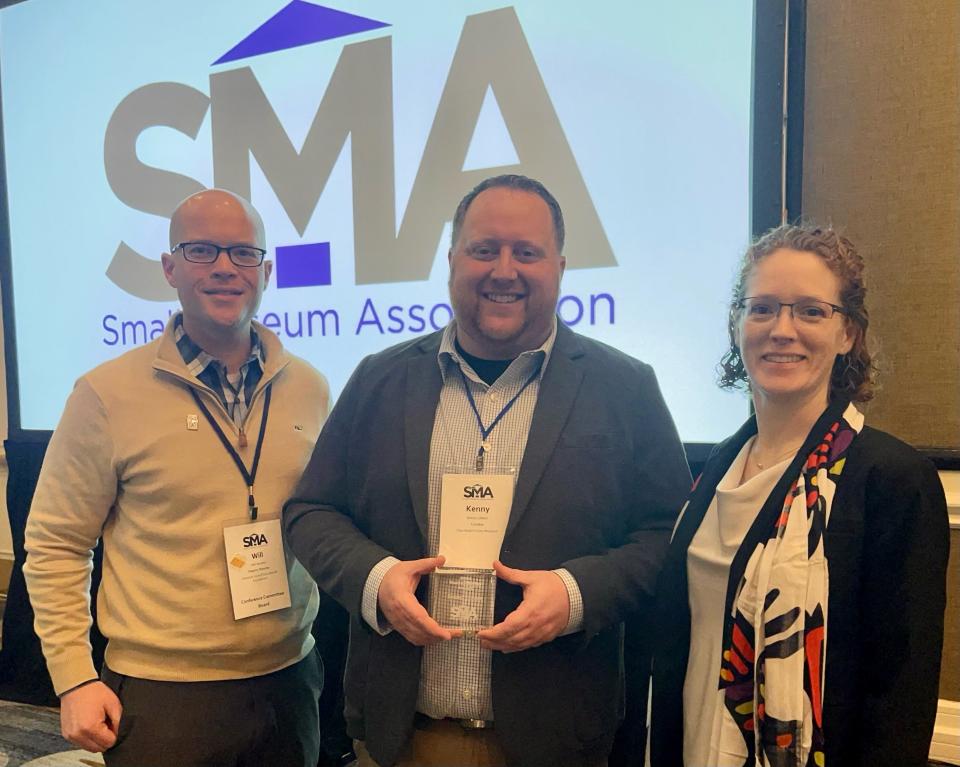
[173,313,264,429]
[361,321,584,721]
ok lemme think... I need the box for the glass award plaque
[431,567,497,634]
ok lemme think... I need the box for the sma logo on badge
[463,484,494,499]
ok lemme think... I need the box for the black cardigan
[650,406,949,767]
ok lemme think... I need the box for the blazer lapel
[507,325,584,536]
[405,335,444,544]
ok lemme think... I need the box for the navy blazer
[285,323,691,767]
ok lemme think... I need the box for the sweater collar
[153,312,289,388]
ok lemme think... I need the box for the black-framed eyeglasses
[737,296,846,325]
[173,242,267,268]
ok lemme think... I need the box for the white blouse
[682,437,790,767]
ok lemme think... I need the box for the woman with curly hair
[650,225,949,767]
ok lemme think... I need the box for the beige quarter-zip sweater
[24,318,328,695]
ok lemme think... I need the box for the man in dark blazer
[285,175,690,767]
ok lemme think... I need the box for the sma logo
[242,533,270,547]
[463,485,494,499]
[104,7,614,300]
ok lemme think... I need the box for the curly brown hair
[717,224,876,403]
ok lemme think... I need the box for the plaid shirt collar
[173,312,265,423]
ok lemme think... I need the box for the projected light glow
[0,0,762,441]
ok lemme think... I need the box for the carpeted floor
[0,700,103,767]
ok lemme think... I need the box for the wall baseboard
[941,470,959,529]
[932,699,960,764]
[0,555,11,599]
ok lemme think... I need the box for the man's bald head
[162,189,271,359]
[169,189,266,251]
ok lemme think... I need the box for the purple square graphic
[275,242,331,288]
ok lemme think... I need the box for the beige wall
[802,0,960,449]
[803,0,960,709]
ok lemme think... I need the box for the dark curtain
[0,438,106,705]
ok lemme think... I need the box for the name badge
[438,472,514,570]
[222,518,292,620]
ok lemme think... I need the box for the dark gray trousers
[101,651,321,767]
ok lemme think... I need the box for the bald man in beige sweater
[25,190,329,767]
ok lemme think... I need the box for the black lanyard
[457,364,541,471]
[189,384,272,520]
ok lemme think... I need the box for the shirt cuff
[59,678,100,698]
[553,567,583,635]
[361,556,401,635]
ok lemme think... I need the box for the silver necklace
[753,442,805,470]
